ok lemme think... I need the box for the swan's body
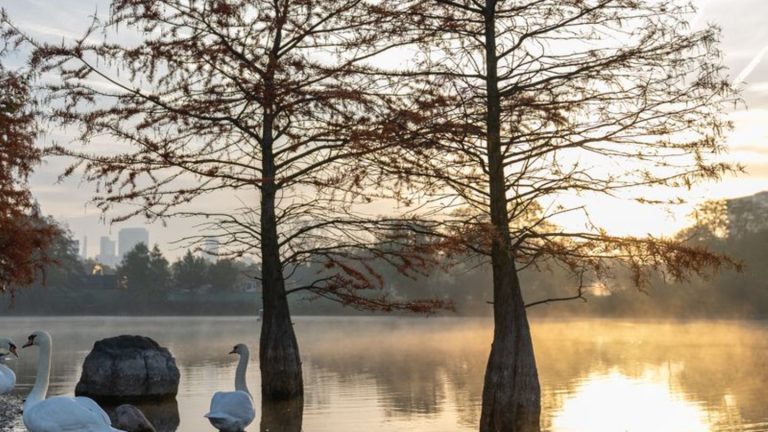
[207,391,255,432]
[0,359,15,394]
[205,344,256,432]
[23,396,118,431]
[22,331,124,432]
[0,338,17,394]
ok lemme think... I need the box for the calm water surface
[0,316,765,432]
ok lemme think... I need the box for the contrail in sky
[734,45,768,86]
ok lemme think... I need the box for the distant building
[202,237,220,262]
[71,239,81,257]
[241,255,255,266]
[118,228,150,258]
[97,236,119,267]
[81,236,88,259]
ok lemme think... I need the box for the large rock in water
[75,335,180,401]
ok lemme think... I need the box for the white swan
[205,343,256,432]
[21,331,124,432]
[0,337,17,394]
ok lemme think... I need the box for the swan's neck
[25,340,51,411]
[234,350,250,396]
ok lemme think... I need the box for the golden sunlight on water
[535,320,768,432]
[552,369,709,432]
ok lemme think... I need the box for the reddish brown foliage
[0,59,55,292]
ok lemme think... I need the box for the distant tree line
[115,243,255,296]
[4,208,766,319]
[3,221,261,314]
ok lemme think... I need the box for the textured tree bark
[259,108,303,401]
[259,198,303,400]
[479,260,541,432]
[479,1,541,430]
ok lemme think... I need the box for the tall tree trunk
[479,2,541,430]
[259,111,304,401]
[479,260,541,431]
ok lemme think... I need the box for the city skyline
[76,227,150,263]
[77,229,244,266]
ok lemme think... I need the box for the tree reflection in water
[261,397,303,432]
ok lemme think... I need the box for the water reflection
[103,400,180,432]
[260,398,303,432]
[0,317,765,432]
[533,320,768,432]
[553,369,709,432]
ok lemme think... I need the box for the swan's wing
[0,364,15,394]
[74,396,113,425]
[23,396,124,432]
[205,390,256,428]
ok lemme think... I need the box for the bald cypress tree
[379,1,740,430]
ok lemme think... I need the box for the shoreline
[0,394,23,431]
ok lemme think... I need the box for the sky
[4,0,768,259]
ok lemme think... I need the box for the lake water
[0,316,766,432]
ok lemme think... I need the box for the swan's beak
[228,349,237,355]
[9,346,17,357]
[22,340,34,348]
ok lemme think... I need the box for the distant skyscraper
[97,236,118,266]
[118,228,150,258]
[202,237,220,262]
[71,239,81,258]
[81,236,88,259]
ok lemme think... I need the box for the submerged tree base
[480,272,542,432]
[480,337,541,432]
[261,397,304,432]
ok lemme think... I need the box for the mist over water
[1,316,766,432]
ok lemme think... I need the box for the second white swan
[205,343,256,432]
[0,337,17,394]
[22,331,124,432]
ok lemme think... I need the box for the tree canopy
[0,37,56,293]
[381,0,739,290]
